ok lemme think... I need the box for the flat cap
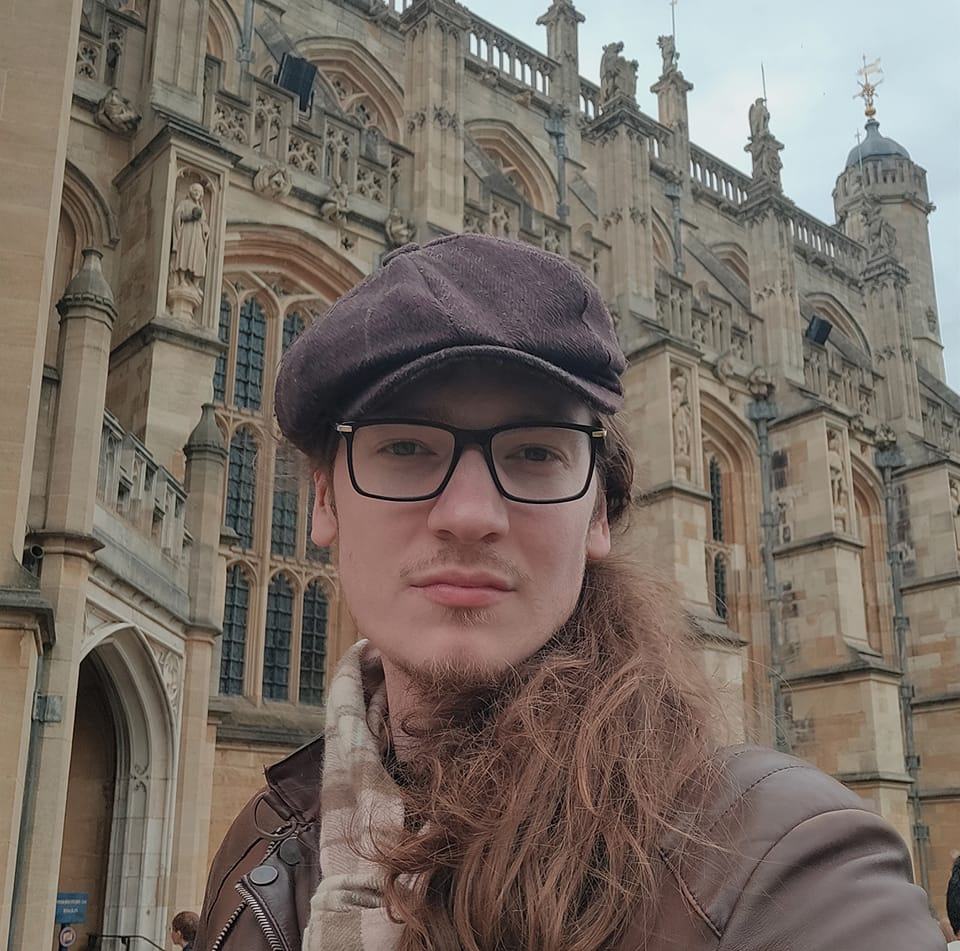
[275,233,625,452]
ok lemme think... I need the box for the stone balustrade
[97,411,189,563]
[578,79,600,121]
[466,14,556,96]
[689,145,751,207]
[802,338,878,417]
[788,209,865,274]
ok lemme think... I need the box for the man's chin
[386,636,520,696]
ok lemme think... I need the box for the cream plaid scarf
[303,639,406,951]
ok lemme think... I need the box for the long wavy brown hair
[327,416,727,951]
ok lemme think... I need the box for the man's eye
[514,445,560,463]
[382,441,427,456]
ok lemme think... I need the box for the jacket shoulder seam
[716,806,879,945]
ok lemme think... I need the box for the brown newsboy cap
[274,233,625,452]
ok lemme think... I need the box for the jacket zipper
[235,880,286,951]
[207,830,287,951]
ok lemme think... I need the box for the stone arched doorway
[58,660,117,947]
[64,621,180,947]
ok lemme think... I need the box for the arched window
[282,310,305,352]
[709,457,724,543]
[300,581,328,705]
[220,564,249,694]
[263,573,294,700]
[234,297,266,410]
[213,294,231,402]
[713,553,728,620]
[226,428,258,548]
[271,443,299,556]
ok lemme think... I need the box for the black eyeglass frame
[335,418,608,504]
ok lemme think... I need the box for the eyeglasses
[335,419,607,504]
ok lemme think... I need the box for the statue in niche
[657,34,678,76]
[599,41,638,107]
[168,181,210,320]
[744,97,784,191]
[950,478,960,557]
[253,163,292,199]
[861,200,898,259]
[543,230,561,255]
[490,202,512,237]
[319,176,350,222]
[94,87,142,134]
[827,429,848,532]
[384,209,416,247]
[671,367,693,481]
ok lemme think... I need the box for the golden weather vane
[854,54,884,118]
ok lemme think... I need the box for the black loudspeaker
[277,54,317,111]
[805,314,832,345]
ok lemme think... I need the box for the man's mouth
[409,570,514,609]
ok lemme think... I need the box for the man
[947,855,960,949]
[171,910,198,951]
[196,234,943,950]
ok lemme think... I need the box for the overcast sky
[477,0,960,385]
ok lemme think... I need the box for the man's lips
[409,570,514,609]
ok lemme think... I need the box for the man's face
[311,362,611,682]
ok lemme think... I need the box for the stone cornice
[783,658,902,686]
[0,587,56,649]
[111,314,224,367]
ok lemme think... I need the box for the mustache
[398,546,531,587]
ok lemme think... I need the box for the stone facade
[0,0,956,941]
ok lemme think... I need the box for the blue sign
[55,893,87,924]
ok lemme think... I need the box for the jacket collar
[263,734,325,824]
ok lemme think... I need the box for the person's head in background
[171,910,198,949]
[947,854,960,942]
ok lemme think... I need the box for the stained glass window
[220,564,249,695]
[263,573,293,700]
[713,553,728,620]
[271,443,298,556]
[213,294,231,402]
[282,311,305,352]
[234,297,266,410]
[226,428,257,548]
[300,581,328,705]
[709,457,724,543]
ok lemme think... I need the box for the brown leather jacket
[196,740,945,951]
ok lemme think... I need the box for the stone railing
[788,209,865,274]
[74,8,146,86]
[802,338,878,417]
[578,79,600,121]
[921,397,960,455]
[466,14,556,96]
[689,145,751,207]
[634,112,671,163]
[97,412,189,563]
[378,0,414,11]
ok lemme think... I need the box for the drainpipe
[746,368,789,753]
[875,427,929,894]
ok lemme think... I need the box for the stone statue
[671,368,692,481]
[253,163,292,199]
[861,200,898,258]
[600,41,638,106]
[384,209,416,247]
[744,98,784,191]
[748,97,770,140]
[319,176,350,222]
[950,478,960,557]
[167,180,211,321]
[490,202,512,237]
[657,34,678,76]
[170,183,209,289]
[543,229,561,254]
[827,429,848,532]
[95,87,142,135]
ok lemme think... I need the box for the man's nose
[426,446,509,542]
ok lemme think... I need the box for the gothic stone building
[1,0,957,945]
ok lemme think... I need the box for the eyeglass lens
[349,423,594,502]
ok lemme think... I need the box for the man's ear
[586,485,611,560]
[311,469,339,546]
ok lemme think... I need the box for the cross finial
[854,54,884,118]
